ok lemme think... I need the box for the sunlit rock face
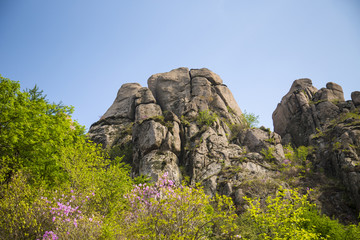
[89,67,360,221]
[88,67,283,198]
[273,79,360,211]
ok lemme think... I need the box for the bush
[0,172,104,240]
[241,110,259,128]
[260,147,275,161]
[117,173,238,239]
[197,110,218,127]
[38,188,103,240]
[55,139,133,216]
[242,187,360,239]
[0,172,46,239]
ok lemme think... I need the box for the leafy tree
[0,75,85,187]
[0,75,134,239]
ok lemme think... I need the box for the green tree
[0,75,134,239]
[0,75,85,187]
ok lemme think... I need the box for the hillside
[89,67,360,223]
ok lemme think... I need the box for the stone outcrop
[88,67,284,200]
[89,68,360,221]
[273,79,360,211]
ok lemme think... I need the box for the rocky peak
[88,67,284,198]
[88,69,360,221]
[273,79,360,212]
[272,79,353,146]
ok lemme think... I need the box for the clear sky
[1,0,359,130]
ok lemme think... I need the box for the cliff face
[88,67,284,200]
[273,79,360,211]
[88,68,360,221]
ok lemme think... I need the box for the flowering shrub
[38,189,103,240]
[118,173,238,239]
[0,172,103,240]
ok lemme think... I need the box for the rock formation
[273,78,360,211]
[89,68,360,221]
[89,67,284,200]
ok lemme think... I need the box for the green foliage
[296,146,310,162]
[264,137,275,144]
[243,187,322,239]
[309,99,326,105]
[133,174,152,185]
[108,142,133,165]
[284,144,295,160]
[0,172,46,239]
[151,114,165,123]
[279,145,313,184]
[2,75,360,239]
[300,208,360,239]
[118,174,238,239]
[242,187,360,239]
[241,110,259,128]
[56,140,133,216]
[0,172,104,239]
[180,115,191,126]
[196,109,218,127]
[329,110,360,127]
[227,122,244,141]
[0,76,134,239]
[260,147,275,161]
[333,141,342,151]
[0,75,85,187]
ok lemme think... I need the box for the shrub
[197,110,218,127]
[242,187,360,239]
[243,187,322,239]
[0,172,46,239]
[56,140,133,216]
[241,110,259,128]
[117,173,238,239]
[260,147,275,161]
[0,172,105,240]
[38,188,103,240]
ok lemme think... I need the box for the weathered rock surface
[273,79,360,211]
[89,68,360,222]
[352,91,360,107]
[88,67,283,200]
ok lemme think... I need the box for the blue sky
[1,0,359,130]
